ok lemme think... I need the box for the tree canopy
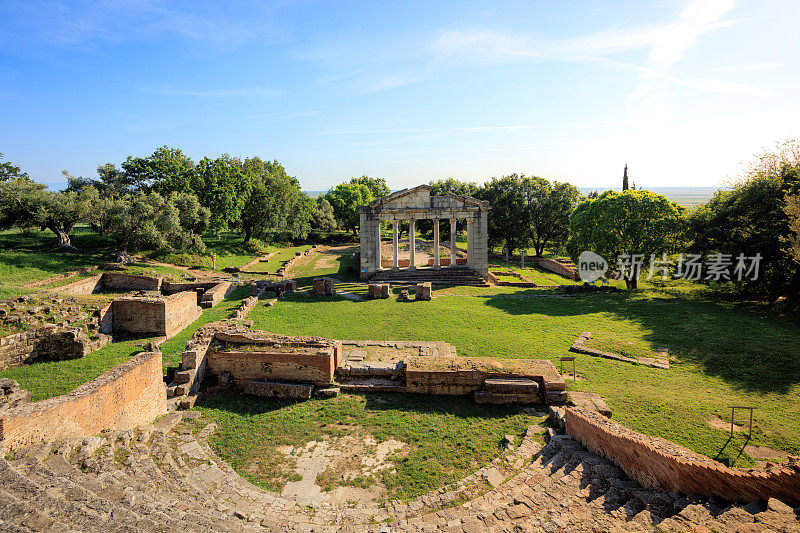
[567,190,687,288]
[324,181,374,234]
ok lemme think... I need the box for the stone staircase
[1,411,798,532]
[369,266,489,287]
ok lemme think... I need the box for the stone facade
[358,185,490,280]
[0,350,166,452]
[112,290,201,338]
[564,405,800,505]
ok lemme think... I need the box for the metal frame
[729,406,754,440]
[560,356,576,380]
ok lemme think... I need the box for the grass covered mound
[192,391,545,501]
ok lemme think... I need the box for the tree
[192,155,254,233]
[324,182,374,235]
[568,190,687,289]
[0,177,97,249]
[103,191,208,253]
[120,146,196,193]
[477,175,529,261]
[312,197,337,232]
[689,139,800,296]
[238,157,311,243]
[785,194,800,265]
[350,175,389,199]
[525,178,580,256]
[0,153,28,182]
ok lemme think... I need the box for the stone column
[409,219,416,271]
[449,218,456,267]
[433,219,440,270]
[375,220,382,271]
[392,220,399,271]
[466,217,472,267]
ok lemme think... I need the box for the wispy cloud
[429,0,755,99]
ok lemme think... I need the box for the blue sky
[0,0,797,190]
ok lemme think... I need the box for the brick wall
[207,349,336,384]
[564,406,800,505]
[0,351,166,452]
[0,329,43,370]
[112,291,200,338]
[55,274,103,295]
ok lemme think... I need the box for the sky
[0,0,798,191]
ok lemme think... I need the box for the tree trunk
[243,225,252,244]
[505,245,510,263]
[47,222,74,250]
[625,265,639,289]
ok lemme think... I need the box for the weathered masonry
[358,185,490,280]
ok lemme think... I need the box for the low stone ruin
[570,331,670,369]
[312,277,336,295]
[367,282,390,299]
[415,282,432,300]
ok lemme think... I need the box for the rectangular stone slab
[484,378,540,394]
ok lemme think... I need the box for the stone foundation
[368,283,390,299]
[415,282,432,300]
[200,281,235,308]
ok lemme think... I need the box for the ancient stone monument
[358,185,490,281]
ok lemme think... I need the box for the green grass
[153,232,267,272]
[285,246,359,288]
[247,245,313,274]
[0,227,113,287]
[159,285,251,368]
[192,391,544,500]
[246,286,800,467]
[0,337,151,401]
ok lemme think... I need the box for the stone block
[484,378,540,394]
[239,380,313,400]
[415,282,432,301]
[368,283,390,299]
[312,277,335,295]
[473,391,541,405]
[174,368,196,384]
[546,390,568,404]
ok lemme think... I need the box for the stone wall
[0,351,166,452]
[200,281,235,308]
[161,280,219,296]
[0,326,111,371]
[101,272,162,291]
[112,291,201,338]
[533,258,579,281]
[564,406,800,505]
[207,330,340,385]
[405,356,565,400]
[55,274,104,295]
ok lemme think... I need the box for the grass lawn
[247,286,800,467]
[0,336,151,401]
[247,245,312,274]
[152,232,266,272]
[0,227,114,288]
[191,391,544,500]
[285,245,359,288]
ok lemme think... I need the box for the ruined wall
[161,280,219,295]
[200,281,235,308]
[112,291,200,338]
[55,274,104,295]
[0,351,166,452]
[207,349,336,385]
[0,326,111,370]
[101,272,162,291]
[163,291,202,338]
[533,258,579,281]
[564,406,800,506]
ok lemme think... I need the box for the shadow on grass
[199,390,534,421]
[483,289,800,395]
